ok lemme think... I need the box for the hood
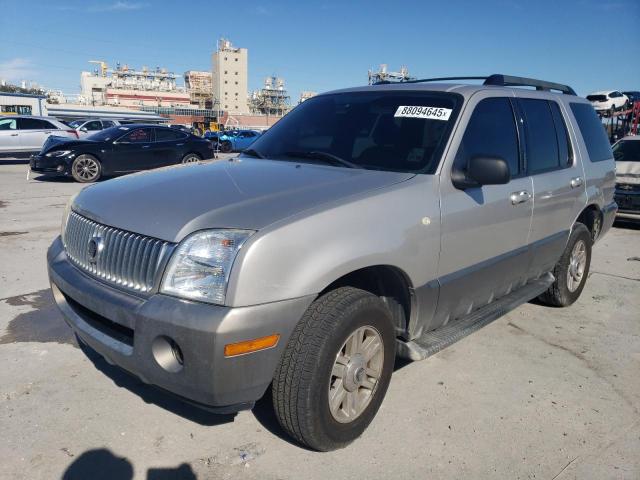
[41,136,95,154]
[616,160,640,185]
[72,158,414,243]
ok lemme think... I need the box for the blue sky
[1,0,638,101]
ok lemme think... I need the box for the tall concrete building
[212,38,249,114]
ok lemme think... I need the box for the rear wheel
[71,154,101,183]
[272,287,395,451]
[181,153,201,164]
[220,141,232,153]
[538,223,592,307]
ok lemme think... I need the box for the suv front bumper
[47,236,314,412]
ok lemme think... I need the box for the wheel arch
[319,264,414,338]
[575,203,603,241]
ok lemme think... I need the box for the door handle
[176,143,184,146]
[142,145,150,148]
[10,133,18,136]
[570,177,583,188]
[510,190,531,205]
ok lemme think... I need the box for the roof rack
[376,74,576,96]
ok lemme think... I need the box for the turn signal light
[224,334,280,357]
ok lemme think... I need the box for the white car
[67,118,120,137]
[586,90,629,113]
[0,115,78,158]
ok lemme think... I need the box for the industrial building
[0,92,48,116]
[212,38,250,114]
[250,76,290,116]
[368,64,414,84]
[80,61,190,107]
[184,71,213,108]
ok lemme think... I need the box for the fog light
[152,336,184,372]
[57,165,65,172]
[224,334,280,357]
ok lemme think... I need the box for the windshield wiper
[284,151,359,169]
[241,148,266,159]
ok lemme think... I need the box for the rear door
[0,117,20,153]
[435,94,533,328]
[153,128,188,166]
[110,127,156,172]
[17,118,58,152]
[517,97,586,276]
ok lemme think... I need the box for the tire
[71,154,101,183]
[220,141,232,153]
[272,287,396,451]
[181,153,201,164]
[538,223,592,307]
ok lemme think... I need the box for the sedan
[30,124,214,182]
[217,130,261,152]
[67,118,120,137]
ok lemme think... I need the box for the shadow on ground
[62,448,196,480]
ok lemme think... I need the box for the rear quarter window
[569,103,612,162]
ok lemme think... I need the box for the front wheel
[71,154,101,183]
[220,141,232,153]
[272,287,396,451]
[538,223,592,307]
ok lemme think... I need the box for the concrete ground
[1,160,638,480]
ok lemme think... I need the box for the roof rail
[375,74,576,95]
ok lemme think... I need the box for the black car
[30,124,214,182]
[622,91,640,105]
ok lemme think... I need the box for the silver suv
[48,75,617,451]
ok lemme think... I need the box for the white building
[212,38,250,114]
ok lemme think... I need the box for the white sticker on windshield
[394,106,452,121]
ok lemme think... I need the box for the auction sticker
[394,106,452,121]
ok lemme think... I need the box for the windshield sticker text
[394,106,452,121]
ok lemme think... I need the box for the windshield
[243,91,461,173]
[86,126,128,142]
[613,140,640,162]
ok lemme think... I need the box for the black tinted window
[155,128,186,141]
[248,91,461,173]
[570,103,612,162]
[521,99,560,174]
[613,140,640,162]
[455,97,519,176]
[549,102,572,167]
[119,128,153,143]
[18,118,53,130]
[85,121,102,131]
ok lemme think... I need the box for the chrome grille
[62,210,173,293]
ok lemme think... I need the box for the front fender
[225,176,441,307]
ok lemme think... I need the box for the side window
[455,97,520,177]
[102,121,116,128]
[18,118,51,130]
[85,121,102,131]
[549,102,572,167]
[569,103,612,162]
[155,128,186,141]
[521,99,560,174]
[119,128,153,143]
[0,118,17,130]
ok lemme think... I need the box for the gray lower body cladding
[47,237,315,411]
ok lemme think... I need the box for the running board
[396,273,555,361]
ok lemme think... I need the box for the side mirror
[452,156,511,190]
[80,127,88,132]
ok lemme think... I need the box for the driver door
[433,94,533,329]
[111,127,156,172]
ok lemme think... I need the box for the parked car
[30,124,213,182]
[47,74,616,451]
[217,129,261,152]
[613,135,640,220]
[622,91,640,105]
[586,90,629,113]
[0,115,78,158]
[67,118,121,137]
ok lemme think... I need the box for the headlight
[60,192,78,242]
[160,229,253,305]
[46,150,71,157]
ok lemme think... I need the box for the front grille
[63,210,173,293]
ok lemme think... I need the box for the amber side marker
[224,334,280,357]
